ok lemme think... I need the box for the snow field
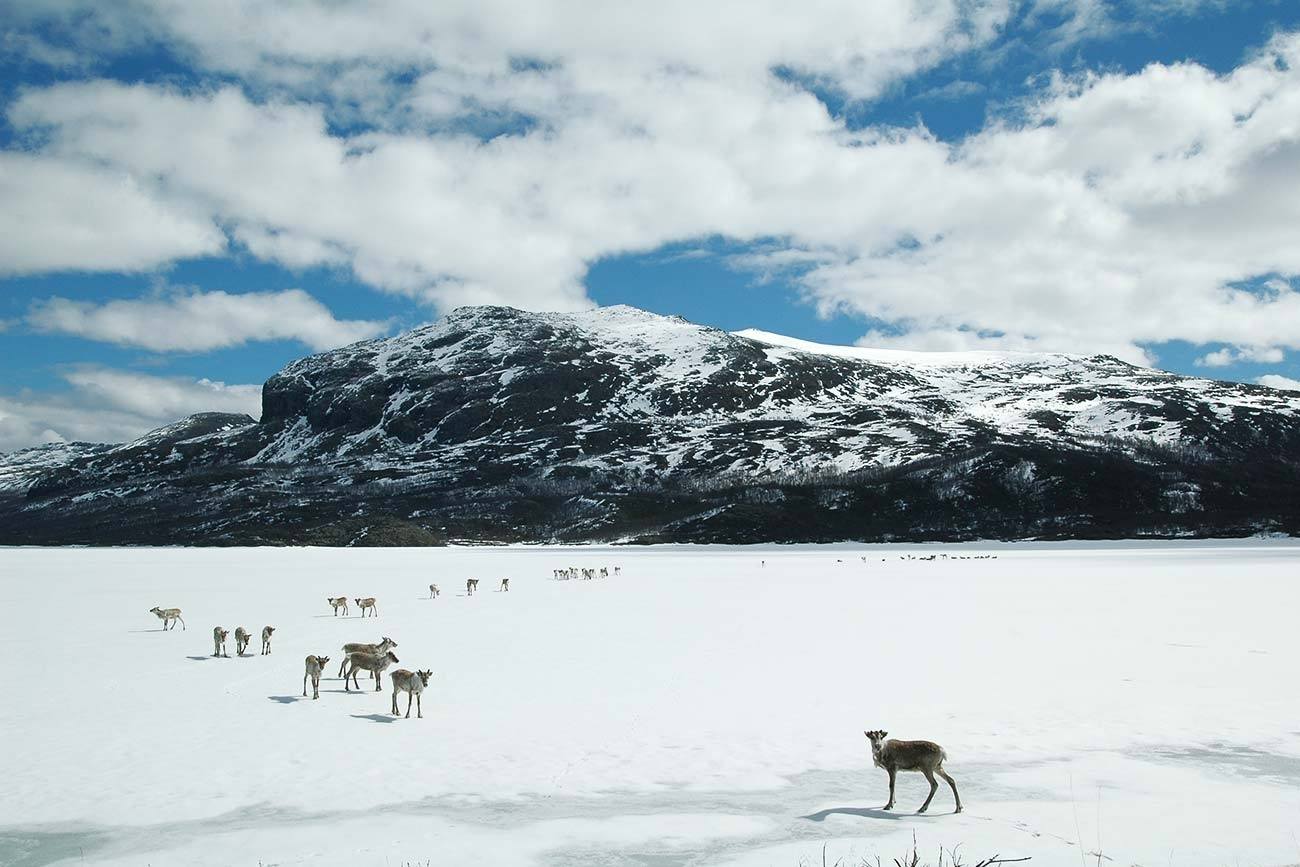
[1,542,1298,866]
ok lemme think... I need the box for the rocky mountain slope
[2,305,1298,545]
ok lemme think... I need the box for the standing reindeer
[344,650,399,692]
[390,669,432,718]
[355,597,378,617]
[327,597,349,616]
[498,578,510,592]
[233,627,252,656]
[429,584,440,599]
[466,579,479,595]
[212,627,229,658]
[338,637,398,677]
[149,607,185,630]
[261,625,275,655]
[863,730,962,814]
[302,654,330,699]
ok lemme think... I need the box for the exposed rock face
[2,305,1298,545]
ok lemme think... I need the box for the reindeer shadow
[267,695,302,704]
[801,807,908,822]
[128,628,168,633]
[185,655,219,661]
[351,713,397,724]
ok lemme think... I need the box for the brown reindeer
[261,625,275,655]
[466,578,479,595]
[355,597,378,618]
[212,627,229,658]
[327,597,349,616]
[390,669,432,718]
[233,627,252,656]
[344,650,399,692]
[337,637,397,677]
[149,607,185,630]
[303,654,331,699]
[864,730,961,813]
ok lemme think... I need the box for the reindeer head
[385,651,400,664]
[354,598,362,605]
[317,655,330,666]
[380,636,397,648]
[864,730,888,750]
[265,626,276,635]
[150,607,161,615]
[417,669,432,686]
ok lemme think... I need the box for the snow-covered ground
[2,542,1298,867]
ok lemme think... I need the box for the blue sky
[3,0,1300,450]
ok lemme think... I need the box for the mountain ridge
[3,304,1298,545]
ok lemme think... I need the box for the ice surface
[1,541,1298,866]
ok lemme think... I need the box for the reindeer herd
[144,557,965,812]
[144,564,622,725]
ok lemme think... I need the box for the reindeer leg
[374,671,382,692]
[416,693,422,719]
[392,689,399,716]
[937,768,961,813]
[884,768,897,810]
[918,769,938,813]
[406,693,412,718]
[303,672,308,697]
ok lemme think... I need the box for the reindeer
[302,654,330,699]
[212,627,229,658]
[863,730,961,814]
[466,578,479,595]
[613,566,621,576]
[327,597,349,616]
[390,668,432,718]
[429,584,440,599]
[261,625,275,655]
[338,637,398,677]
[355,597,378,618]
[498,578,510,592]
[344,650,399,692]
[149,607,185,630]
[599,567,608,578]
[233,627,252,656]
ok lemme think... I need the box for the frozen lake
[1,541,1298,866]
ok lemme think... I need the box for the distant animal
[261,625,275,655]
[327,597,349,616]
[599,567,608,578]
[212,627,229,658]
[429,583,440,599]
[338,637,398,677]
[149,607,185,630]
[498,578,510,592]
[390,668,433,718]
[234,627,252,656]
[344,650,399,692]
[863,729,961,814]
[303,654,330,699]
[466,578,479,595]
[355,597,378,618]
[613,566,621,576]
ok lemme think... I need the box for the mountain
[3,305,1298,545]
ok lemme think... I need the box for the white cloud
[0,152,225,274]
[1195,345,1285,367]
[0,368,261,453]
[1256,374,1300,392]
[4,4,1300,363]
[26,288,390,352]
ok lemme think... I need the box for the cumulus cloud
[1195,345,1285,367]
[26,288,390,352]
[0,153,225,274]
[1256,374,1300,392]
[3,1,1300,367]
[0,368,260,453]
